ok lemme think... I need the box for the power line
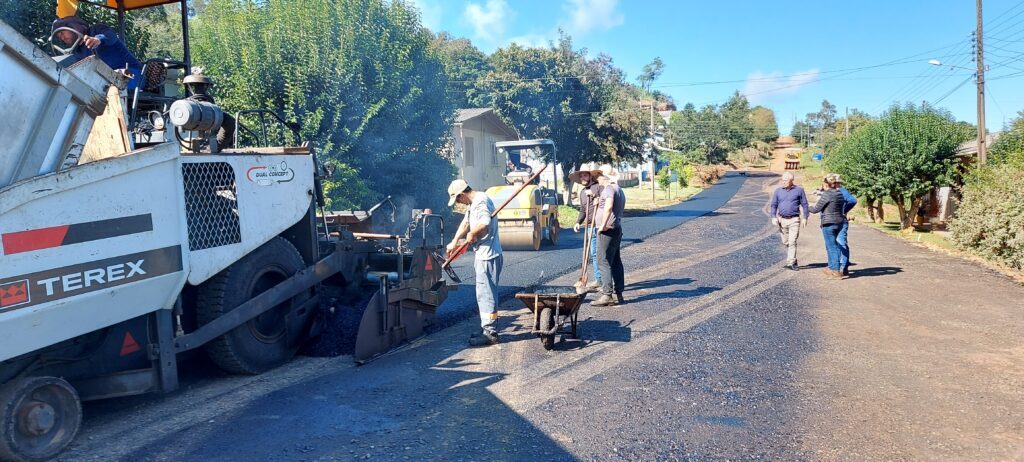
[932,75,975,104]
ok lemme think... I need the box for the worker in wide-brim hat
[569,169,604,292]
[446,179,503,346]
[592,166,626,306]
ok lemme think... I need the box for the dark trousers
[598,227,624,296]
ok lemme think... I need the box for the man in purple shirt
[769,172,810,270]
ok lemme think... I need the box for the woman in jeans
[809,174,848,279]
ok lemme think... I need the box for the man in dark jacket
[809,174,849,279]
[52,16,142,91]
[570,169,603,291]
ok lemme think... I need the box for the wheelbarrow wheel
[539,307,555,350]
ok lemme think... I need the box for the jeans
[837,221,850,271]
[597,227,624,296]
[590,227,602,284]
[474,255,503,334]
[821,224,842,271]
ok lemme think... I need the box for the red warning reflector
[120,332,141,356]
[425,256,434,271]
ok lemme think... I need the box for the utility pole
[976,0,988,164]
[647,102,655,204]
[845,106,850,137]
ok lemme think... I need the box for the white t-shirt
[469,193,502,260]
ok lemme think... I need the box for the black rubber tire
[539,307,555,350]
[0,377,81,462]
[531,219,542,251]
[546,219,560,245]
[197,237,306,375]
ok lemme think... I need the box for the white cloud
[741,69,820,104]
[409,0,443,31]
[463,0,513,43]
[562,0,625,35]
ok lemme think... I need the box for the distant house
[452,108,519,190]
[920,133,1002,226]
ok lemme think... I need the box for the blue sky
[410,0,1024,134]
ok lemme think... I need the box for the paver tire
[197,237,307,375]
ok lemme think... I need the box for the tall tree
[477,34,646,192]
[431,32,490,109]
[191,0,455,210]
[826,103,973,229]
[636,57,664,93]
[750,105,780,143]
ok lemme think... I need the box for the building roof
[454,108,519,139]
[956,132,1003,157]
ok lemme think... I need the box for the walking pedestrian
[592,167,626,306]
[570,168,604,292]
[809,174,849,279]
[446,179,503,346]
[769,172,809,270]
[836,177,858,276]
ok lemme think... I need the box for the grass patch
[621,184,703,213]
[557,205,579,228]
[859,220,955,251]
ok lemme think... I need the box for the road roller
[486,140,560,251]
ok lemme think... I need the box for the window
[492,143,500,166]
[464,137,475,167]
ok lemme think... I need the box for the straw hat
[568,169,603,184]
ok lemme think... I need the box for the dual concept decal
[246,161,295,186]
[1,214,153,255]
[0,246,183,313]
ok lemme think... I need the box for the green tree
[636,57,663,93]
[431,32,490,109]
[750,105,779,143]
[477,34,647,193]
[190,0,455,211]
[826,103,973,230]
[988,111,1024,167]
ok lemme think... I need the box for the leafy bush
[949,164,1024,270]
[681,165,696,187]
[656,167,672,190]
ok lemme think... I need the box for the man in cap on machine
[446,179,504,346]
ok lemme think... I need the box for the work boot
[469,330,499,347]
[842,267,850,277]
[592,294,618,306]
[784,263,798,271]
[587,281,602,292]
[615,293,625,304]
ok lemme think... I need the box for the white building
[451,108,519,191]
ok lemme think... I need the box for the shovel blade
[353,291,430,363]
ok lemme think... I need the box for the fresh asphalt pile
[300,292,374,357]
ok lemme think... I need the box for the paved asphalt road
[62,171,1024,460]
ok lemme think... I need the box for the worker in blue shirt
[51,16,142,91]
[835,176,858,276]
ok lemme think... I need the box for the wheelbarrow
[514,286,586,350]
